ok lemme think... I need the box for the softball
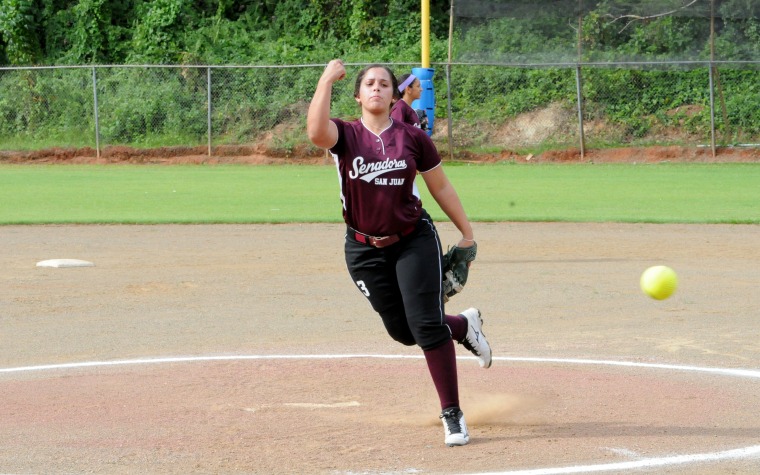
[640,265,678,300]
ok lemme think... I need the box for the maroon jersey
[329,118,442,236]
[390,100,421,128]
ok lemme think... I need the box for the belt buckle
[370,236,389,247]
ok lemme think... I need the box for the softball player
[307,59,492,447]
[391,73,422,128]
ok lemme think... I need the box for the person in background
[391,72,426,130]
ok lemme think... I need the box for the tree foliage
[0,0,453,65]
[0,0,758,66]
[0,0,758,152]
[0,0,42,64]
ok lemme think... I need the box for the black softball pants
[344,212,450,351]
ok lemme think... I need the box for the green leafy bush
[0,1,758,152]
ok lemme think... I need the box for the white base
[36,259,95,268]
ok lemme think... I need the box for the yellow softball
[640,265,678,300]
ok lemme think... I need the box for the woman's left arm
[421,166,475,248]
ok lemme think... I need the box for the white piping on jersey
[419,162,442,174]
[360,117,393,156]
[330,150,347,211]
[421,217,447,326]
[414,162,440,200]
[412,180,420,199]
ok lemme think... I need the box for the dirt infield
[1,222,759,474]
[1,143,759,165]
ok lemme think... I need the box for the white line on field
[462,444,760,475]
[2,355,760,379]
[2,354,760,475]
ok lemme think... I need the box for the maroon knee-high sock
[445,314,468,342]
[423,339,459,410]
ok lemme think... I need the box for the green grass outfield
[1,163,759,224]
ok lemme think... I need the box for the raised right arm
[307,59,346,149]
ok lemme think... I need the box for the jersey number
[355,280,370,297]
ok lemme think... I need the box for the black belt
[351,225,417,248]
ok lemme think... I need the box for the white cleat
[440,407,470,446]
[460,307,492,368]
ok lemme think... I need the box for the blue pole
[411,67,435,136]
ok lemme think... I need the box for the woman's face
[407,79,422,101]
[355,67,395,114]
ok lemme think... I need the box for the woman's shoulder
[331,117,361,126]
[392,100,413,112]
[331,117,363,134]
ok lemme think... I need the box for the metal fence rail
[1,61,758,158]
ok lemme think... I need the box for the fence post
[446,0,455,161]
[576,2,585,159]
[708,63,717,157]
[92,67,101,159]
[575,65,586,159]
[445,63,454,161]
[207,67,212,157]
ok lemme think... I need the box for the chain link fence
[445,61,760,153]
[1,62,759,157]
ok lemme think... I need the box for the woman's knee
[388,331,417,346]
[379,309,417,346]
[411,321,452,351]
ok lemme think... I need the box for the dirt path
[1,222,759,474]
[1,143,759,165]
